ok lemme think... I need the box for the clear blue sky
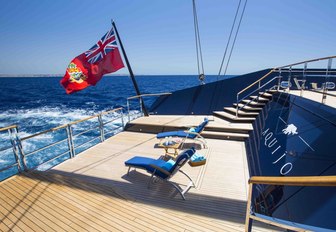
[0,0,335,75]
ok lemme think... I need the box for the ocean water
[0,75,223,129]
[0,75,222,179]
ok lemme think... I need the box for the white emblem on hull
[282,124,298,135]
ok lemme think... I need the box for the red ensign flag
[60,27,124,94]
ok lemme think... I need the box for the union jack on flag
[85,28,118,64]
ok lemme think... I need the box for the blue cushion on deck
[125,157,164,171]
[125,156,170,178]
[194,118,209,133]
[125,148,196,179]
[157,130,196,139]
[156,118,209,140]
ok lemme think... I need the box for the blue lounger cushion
[125,156,171,178]
[125,148,195,179]
[156,118,208,139]
[157,130,194,139]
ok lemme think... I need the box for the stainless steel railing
[235,76,280,117]
[0,91,171,180]
[245,175,336,231]
[0,108,124,179]
[0,125,24,175]
[236,56,336,117]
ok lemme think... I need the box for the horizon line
[0,74,238,77]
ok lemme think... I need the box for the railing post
[245,182,254,232]
[98,114,105,142]
[322,58,332,104]
[66,124,75,158]
[301,62,307,96]
[236,94,239,118]
[277,69,282,91]
[9,127,26,172]
[121,111,125,128]
[288,66,292,92]
[127,99,131,122]
[139,97,143,116]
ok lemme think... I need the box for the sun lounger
[125,148,196,200]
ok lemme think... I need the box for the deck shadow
[26,169,247,224]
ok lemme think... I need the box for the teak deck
[0,116,280,231]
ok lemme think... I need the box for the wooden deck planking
[21,172,215,232]
[51,129,252,229]
[10,176,122,232]
[3,177,106,231]
[17,175,150,232]
[2,174,232,231]
[0,115,282,231]
[0,183,57,232]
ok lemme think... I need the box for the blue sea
[0,75,223,179]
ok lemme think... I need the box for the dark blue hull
[150,69,336,230]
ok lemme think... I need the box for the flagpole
[112,21,149,117]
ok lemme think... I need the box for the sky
[0,0,335,75]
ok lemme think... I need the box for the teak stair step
[213,111,256,123]
[232,103,263,112]
[204,125,251,134]
[258,92,273,98]
[201,131,249,141]
[224,107,259,117]
[249,96,270,102]
[241,99,266,106]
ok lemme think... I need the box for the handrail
[274,69,336,73]
[20,108,123,141]
[276,55,336,70]
[69,107,123,125]
[101,107,123,115]
[236,76,279,117]
[21,124,68,141]
[245,175,336,231]
[238,69,275,96]
[236,56,336,118]
[249,175,336,186]
[239,56,336,96]
[0,125,18,132]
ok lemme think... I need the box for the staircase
[213,91,275,124]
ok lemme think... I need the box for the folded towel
[163,140,176,146]
[188,127,196,133]
[190,153,205,162]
